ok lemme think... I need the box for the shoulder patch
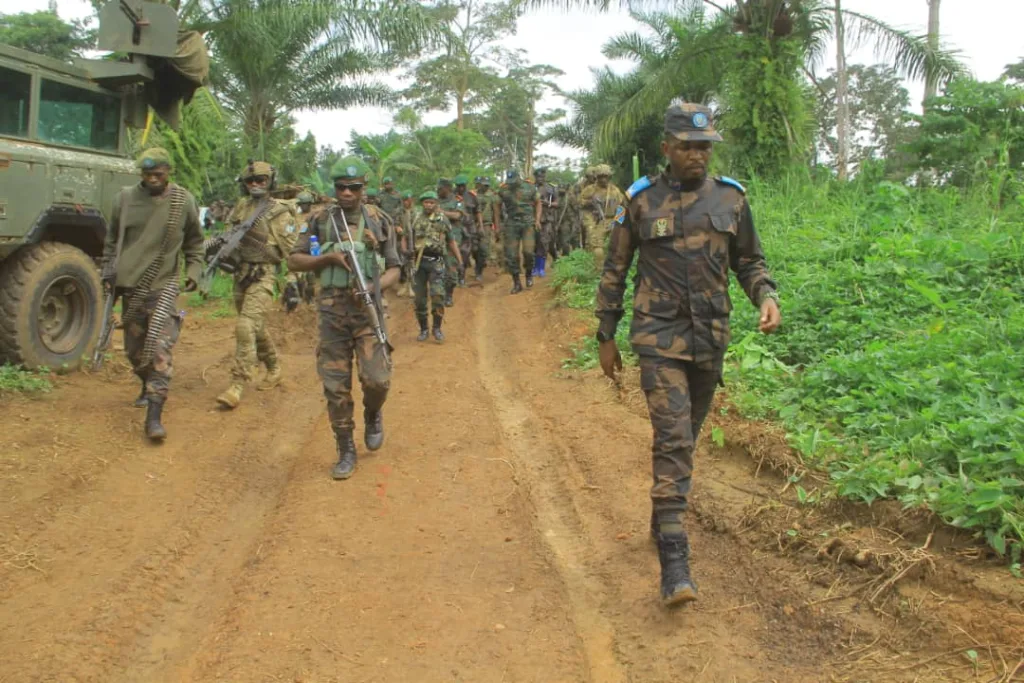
[716,176,746,194]
[625,176,653,201]
[299,222,309,234]
[614,205,626,224]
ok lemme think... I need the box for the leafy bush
[0,364,52,394]
[551,177,1024,558]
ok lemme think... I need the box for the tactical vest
[504,184,536,224]
[415,213,449,255]
[318,212,379,290]
[235,198,275,263]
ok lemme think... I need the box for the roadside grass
[550,176,1024,561]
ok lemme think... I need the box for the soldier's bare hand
[324,251,352,271]
[598,340,623,380]
[759,299,781,334]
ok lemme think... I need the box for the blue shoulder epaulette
[625,175,653,201]
[716,176,746,194]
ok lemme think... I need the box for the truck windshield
[0,66,31,138]
[38,78,120,151]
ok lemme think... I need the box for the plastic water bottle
[309,235,321,256]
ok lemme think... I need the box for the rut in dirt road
[1,276,1022,683]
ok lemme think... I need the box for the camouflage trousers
[583,214,614,267]
[122,289,182,400]
[413,255,446,323]
[231,267,279,383]
[503,222,536,276]
[557,216,578,255]
[286,269,316,304]
[487,225,504,268]
[316,287,391,435]
[639,355,721,537]
[537,220,559,260]
[467,227,489,274]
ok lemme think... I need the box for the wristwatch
[762,290,780,305]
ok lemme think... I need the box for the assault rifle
[328,208,393,366]
[91,209,128,371]
[200,198,271,294]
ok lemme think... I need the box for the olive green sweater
[103,183,204,290]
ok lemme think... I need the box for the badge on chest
[654,217,670,237]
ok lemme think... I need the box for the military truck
[0,0,206,369]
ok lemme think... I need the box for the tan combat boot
[216,383,244,409]
[258,365,282,391]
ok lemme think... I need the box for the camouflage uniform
[378,180,404,225]
[103,147,204,440]
[285,192,319,310]
[438,182,465,302]
[292,202,399,442]
[580,164,625,267]
[554,185,574,255]
[535,172,560,262]
[477,180,503,269]
[498,173,538,291]
[596,102,778,605]
[216,161,298,408]
[409,197,455,331]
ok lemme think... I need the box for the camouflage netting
[146,30,210,129]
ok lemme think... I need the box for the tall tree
[833,0,850,180]
[201,0,429,155]
[923,0,941,107]
[403,0,520,131]
[0,9,95,62]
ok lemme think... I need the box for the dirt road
[1,276,1021,682]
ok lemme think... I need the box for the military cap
[474,175,483,183]
[329,156,371,180]
[241,160,274,178]
[401,190,413,199]
[593,164,613,177]
[506,169,519,181]
[454,173,470,185]
[664,102,723,142]
[480,176,491,185]
[533,166,547,175]
[419,190,438,201]
[438,177,453,186]
[137,147,172,170]
[297,191,314,203]
[366,187,379,197]
[382,176,393,183]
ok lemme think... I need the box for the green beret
[297,191,314,203]
[438,177,452,186]
[329,156,370,180]
[419,190,438,201]
[137,147,171,170]
[454,173,470,185]
[401,190,413,199]
[382,176,393,183]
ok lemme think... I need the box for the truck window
[0,66,31,137]
[38,78,120,151]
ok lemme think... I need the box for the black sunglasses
[334,182,365,192]
[244,175,269,184]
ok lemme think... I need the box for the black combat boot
[445,286,455,308]
[432,318,445,343]
[145,397,167,441]
[475,263,484,281]
[658,532,698,606]
[416,317,429,342]
[649,510,659,543]
[332,432,357,480]
[133,378,148,408]
[525,272,534,289]
[510,274,523,294]
[364,410,384,451]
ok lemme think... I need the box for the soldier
[454,174,487,282]
[580,164,625,268]
[533,167,559,275]
[365,187,380,207]
[284,191,318,311]
[477,176,503,271]
[554,184,574,256]
[596,102,781,606]
[378,176,403,225]
[571,167,596,252]
[497,169,540,294]
[286,157,401,480]
[398,190,416,298]
[101,148,204,441]
[215,161,298,409]
[408,191,463,342]
[437,178,465,306]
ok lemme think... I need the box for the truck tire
[0,242,103,370]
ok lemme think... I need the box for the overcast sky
[29,0,1024,161]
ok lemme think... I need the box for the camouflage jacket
[456,191,479,233]
[226,196,297,265]
[478,189,500,224]
[378,188,403,222]
[595,172,776,364]
[537,182,559,224]
[438,195,465,242]
[291,203,401,272]
[498,182,538,226]
[411,211,454,257]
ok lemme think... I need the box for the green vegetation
[0,364,53,394]
[551,174,1024,559]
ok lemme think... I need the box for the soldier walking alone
[101,148,204,441]
[286,157,401,480]
[595,103,781,606]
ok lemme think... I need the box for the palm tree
[199,0,430,156]
[349,133,423,184]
